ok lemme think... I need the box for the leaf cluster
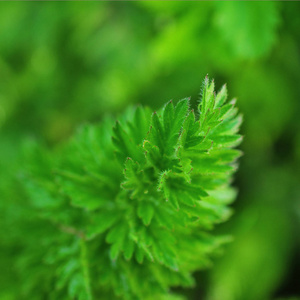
[23,77,242,299]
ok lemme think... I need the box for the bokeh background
[1,2,300,299]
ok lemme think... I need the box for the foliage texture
[22,78,242,299]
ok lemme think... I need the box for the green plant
[22,77,242,299]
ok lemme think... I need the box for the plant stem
[80,238,93,300]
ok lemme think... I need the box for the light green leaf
[138,202,154,226]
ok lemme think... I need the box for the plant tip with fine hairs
[23,76,242,300]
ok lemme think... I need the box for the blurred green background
[1,2,300,299]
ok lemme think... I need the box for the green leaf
[150,98,189,157]
[121,157,146,199]
[106,223,128,260]
[199,77,215,127]
[213,134,243,148]
[86,211,119,240]
[138,202,154,226]
[123,238,135,260]
[215,84,228,107]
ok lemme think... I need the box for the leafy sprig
[23,77,242,299]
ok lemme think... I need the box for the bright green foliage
[22,78,242,299]
[0,2,299,299]
[214,2,280,59]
